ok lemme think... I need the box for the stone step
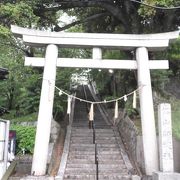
[63,174,96,180]
[70,139,94,143]
[98,164,127,170]
[72,122,89,124]
[68,154,95,160]
[95,130,115,134]
[73,121,89,123]
[98,167,129,173]
[98,152,121,156]
[69,148,123,153]
[70,141,95,148]
[98,174,131,180]
[71,136,93,140]
[66,163,96,168]
[97,144,118,148]
[72,123,89,125]
[98,157,123,162]
[68,150,125,167]
[70,143,94,147]
[71,128,93,134]
[69,149,95,153]
[98,157,122,162]
[95,133,115,137]
[72,126,90,128]
[97,147,119,151]
[73,117,88,119]
[67,159,95,164]
[71,129,93,132]
[65,167,96,174]
[71,128,93,132]
[97,154,123,161]
[69,151,95,155]
[98,159,124,165]
[94,125,112,128]
[95,129,114,133]
[71,134,93,137]
[70,144,95,148]
[96,137,116,140]
[95,140,117,144]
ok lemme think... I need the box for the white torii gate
[11,25,179,176]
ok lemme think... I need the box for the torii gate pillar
[136,47,159,174]
[31,44,58,175]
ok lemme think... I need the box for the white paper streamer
[67,96,72,114]
[133,91,137,109]
[114,100,118,119]
[89,103,94,121]
[59,90,63,96]
[124,95,127,102]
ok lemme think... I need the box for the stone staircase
[63,128,96,180]
[56,85,138,180]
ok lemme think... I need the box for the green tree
[168,38,180,77]
[0,37,41,115]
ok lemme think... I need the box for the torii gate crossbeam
[11,25,179,176]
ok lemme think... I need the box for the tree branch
[39,0,132,33]
[54,12,109,32]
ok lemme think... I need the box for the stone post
[136,47,159,175]
[158,103,174,172]
[31,44,58,175]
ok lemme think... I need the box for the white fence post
[0,120,10,179]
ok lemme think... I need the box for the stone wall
[14,155,33,175]
[118,115,138,159]
[47,119,61,164]
[173,138,180,172]
[117,114,145,173]
[18,121,37,127]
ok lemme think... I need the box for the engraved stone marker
[158,103,174,172]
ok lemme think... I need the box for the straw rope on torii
[55,85,142,121]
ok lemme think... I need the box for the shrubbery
[10,125,36,154]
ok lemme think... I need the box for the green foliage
[138,0,175,17]
[151,69,172,92]
[2,112,38,123]
[0,2,39,27]
[171,99,180,140]
[168,38,180,76]
[0,36,42,117]
[0,41,24,110]
[0,25,11,38]
[17,72,41,115]
[10,125,36,154]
